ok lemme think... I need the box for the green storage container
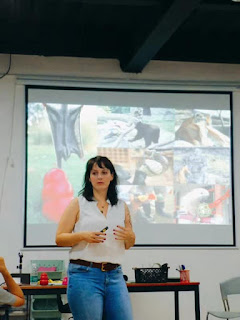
[31,293,62,319]
[31,260,65,280]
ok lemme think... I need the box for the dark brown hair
[79,156,118,205]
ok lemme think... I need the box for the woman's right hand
[56,198,107,247]
[81,231,106,243]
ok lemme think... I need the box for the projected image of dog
[124,108,161,148]
[129,121,160,148]
[175,112,230,147]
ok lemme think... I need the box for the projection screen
[24,86,234,247]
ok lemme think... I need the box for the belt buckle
[101,262,108,272]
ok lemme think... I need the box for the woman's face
[89,163,114,191]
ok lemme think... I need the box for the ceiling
[1,0,240,73]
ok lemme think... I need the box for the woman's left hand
[113,225,135,242]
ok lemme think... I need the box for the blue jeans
[67,263,133,320]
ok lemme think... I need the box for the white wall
[1,54,240,319]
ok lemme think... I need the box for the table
[127,282,200,320]
[12,281,201,320]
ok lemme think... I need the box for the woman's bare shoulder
[57,197,80,226]
[72,197,79,205]
[69,197,79,208]
[62,198,80,217]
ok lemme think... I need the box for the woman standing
[56,156,135,320]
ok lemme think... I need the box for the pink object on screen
[38,266,57,272]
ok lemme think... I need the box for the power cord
[0,54,12,80]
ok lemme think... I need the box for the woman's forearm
[125,232,136,250]
[56,232,85,247]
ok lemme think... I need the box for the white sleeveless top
[69,195,126,264]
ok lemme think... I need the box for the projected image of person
[56,156,135,320]
[98,107,163,149]
[132,149,172,186]
[129,185,175,224]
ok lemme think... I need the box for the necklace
[98,202,107,214]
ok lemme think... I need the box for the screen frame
[24,85,235,248]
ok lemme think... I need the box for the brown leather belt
[70,259,120,272]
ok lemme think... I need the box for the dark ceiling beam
[62,0,161,5]
[199,3,240,11]
[120,0,202,73]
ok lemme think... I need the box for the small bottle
[30,263,38,285]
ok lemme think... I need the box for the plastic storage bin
[30,260,65,280]
[31,295,61,319]
[133,263,169,283]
